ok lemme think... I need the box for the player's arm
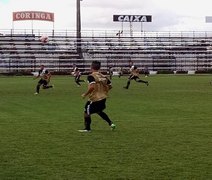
[81,75,95,98]
[33,69,41,79]
[107,77,112,90]
[33,73,40,80]
[47,73,51,83]
[82,83,95,98]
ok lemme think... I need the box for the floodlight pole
[76,0,83,59]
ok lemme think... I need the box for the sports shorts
[84,98,106,115]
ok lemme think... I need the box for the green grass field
[0,74,212,180]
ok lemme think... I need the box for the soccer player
[79,61,116,132]
[34,65,53,95]
[118,67,123,78]
[144,66,149,77]
[123,65,149,89]
[108,66,113,80]
[72,66,85,87]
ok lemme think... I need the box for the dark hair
[45,70,49,74]
[91,61,101,70]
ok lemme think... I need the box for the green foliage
[0,75,212,179]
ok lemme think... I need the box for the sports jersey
[130,66,139,76]
[38,69,51,82]
[73,68,81,77]
[38,68,46,77]
[87,72,111,102]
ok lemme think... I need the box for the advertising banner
[13,11,54,22]
[113,15,152,22]
[206,16,212,23]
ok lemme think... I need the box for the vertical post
[130,22,133,38]
[12,21,14,35]
[31,20,34,34]
[129,22,133,47]
[141,22,143,37]
[121,21,123,34]
[76,0,83,59]
[52,22,55,37]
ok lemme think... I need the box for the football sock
[84,116,91,130]
[126,80,130,88]
[36,85,40,93]
[137,79,148,83]
[75,81,81,86]
[43,85,53,89]
[97,111,112,126]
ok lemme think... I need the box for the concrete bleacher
[0,33,81,73]
[0,30,212,74]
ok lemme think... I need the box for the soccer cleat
[110,124,116,131]
[34,92,38,95]
[146,82,149,86]
[123,86,128,89]
[78,129,91,132]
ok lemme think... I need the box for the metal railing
[1,29,212,74]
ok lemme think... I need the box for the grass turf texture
[0,75,212,180]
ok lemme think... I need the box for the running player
[34,65,53,95]
[123,65,149,89]
[72,66,85,87]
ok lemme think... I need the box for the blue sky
[0,0,212,32]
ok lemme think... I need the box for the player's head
[45,70,49,74]
[74,67,78,71]
[91,61,101,70]
[40,65,44,69]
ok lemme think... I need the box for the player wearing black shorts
[108,66,113,80]
[124,65,149,89]
[79,61,116,132]
[72,66,85,86]
[34,65,53,95]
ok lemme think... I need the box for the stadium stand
[0,29,212,74]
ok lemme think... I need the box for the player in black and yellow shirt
[123,65,149,89]
[72,66,85,87]
[79,61,116,132]
[34,65,53,95]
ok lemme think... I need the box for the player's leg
[124,75,132,89]
[79,101,92,132]
[43,85,53,89]
[35,83,41,94]
[136,77,149,86]
[84,112,91,131]
[98,111,113,125]
[42,80,53,89]
[78,75,85,83]
[75,76,81,86]
[96,99,116,130]
[35,79,43,94]
[98,111,116,130]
